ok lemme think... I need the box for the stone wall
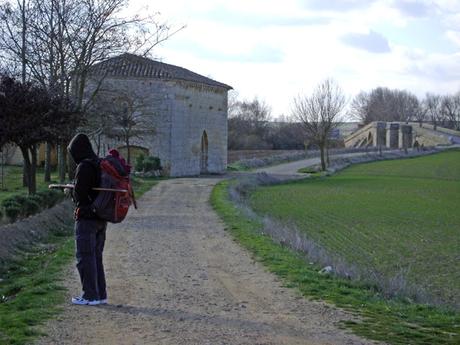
[169,81,228,176]
[85,76,173,170]
[1,144,23,165]
[344,121,452,149]
[84,76,228,176]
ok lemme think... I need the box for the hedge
[1,189,65,223]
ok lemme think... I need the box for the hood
[67,133,97,164]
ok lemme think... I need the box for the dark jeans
[75,219,107,301]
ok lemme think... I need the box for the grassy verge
[131,176,160,197]
[0,176,158,345]
[211,180,460,345]
[0,235,74,345]
[227,163,251,172]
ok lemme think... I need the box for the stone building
[84,53,232,177]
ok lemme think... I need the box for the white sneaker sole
[71,297,100,306]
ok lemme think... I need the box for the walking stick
[49,184,129,193]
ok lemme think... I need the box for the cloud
[302,0,376,12]
[391,0,432,18]
[446,30,460,46]
[341,30,391,53]
[406,52,460,82]
[149,0,460,115]
[201,7,331,28]
[167,38,284,64]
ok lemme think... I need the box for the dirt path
[36,178,375,345]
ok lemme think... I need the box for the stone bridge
[344,121,460,148]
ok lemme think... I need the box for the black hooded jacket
[67,133,100,218]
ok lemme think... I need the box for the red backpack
[91,155,136,223]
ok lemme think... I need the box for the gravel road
[36,177,375,345]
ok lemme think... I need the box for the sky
[130,0,460,117]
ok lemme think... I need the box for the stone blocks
[85,76,228,177]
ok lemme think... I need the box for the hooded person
[67,133,108,306]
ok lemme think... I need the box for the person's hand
[64,187,72,196]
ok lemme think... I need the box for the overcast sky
[131,0,460,117]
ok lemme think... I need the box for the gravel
[35,178,376,345]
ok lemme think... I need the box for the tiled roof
[88,53,232,90]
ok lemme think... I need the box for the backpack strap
[81,157,102,193]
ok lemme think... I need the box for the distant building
[84,53,232,176]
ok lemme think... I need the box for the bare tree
[1,0,181,102]
[88,90,154,164]
[292,79,346,171]
[349,91,370,123]
[441,93,460,130]
[228,97,273,150]
[350,87,419,124]
[227,89,239,118]
[414,102,427,127]
[0,0,182,181]
[424,93,441,130]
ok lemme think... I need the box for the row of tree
[0,75,81,193]
[350,87,460,130]
[228,96,305,150]
[229,82,460,171]
[228,79,346,170]
[0,0,177,194]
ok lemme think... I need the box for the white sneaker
[99,298,108,305]
[71,296,100,306]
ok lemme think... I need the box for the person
[67,133,107,306]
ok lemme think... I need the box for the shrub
[6,195,39,217]
[135,155,162,173]
[35,190,63,208]
[135,154,145,172]
[21,198,40,216]
[1,190,64,222]
[142,156,161,172]
[1,198,20,209]
[3,201,21,221]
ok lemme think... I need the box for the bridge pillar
[399,124,413,149]
[387,123,399,148]
[376,122,386,147]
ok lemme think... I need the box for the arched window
[200,131,208,174]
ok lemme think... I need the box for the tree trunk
[63,148,69,180]
[126,137,131,164]
[68,150,76,180]
[20,0,27,84]
[19,145,36,194]
[30,145,37,194]
[319,144,326,171]
[96,133,101,156]
[44,142,52,182]
[20,146,31,189]
[58,144,65,183]
[23,163,28,187]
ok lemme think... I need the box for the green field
[250,150,460,306]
